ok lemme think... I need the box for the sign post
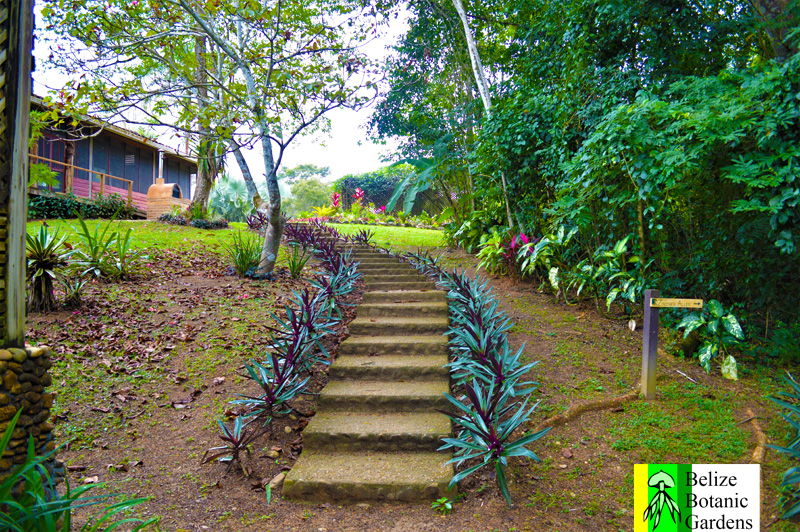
[641,290,703,400]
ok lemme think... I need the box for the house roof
[31,95,197,168]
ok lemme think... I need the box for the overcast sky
[32,6,407,185]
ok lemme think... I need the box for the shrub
[26,224,73,312]
[189,219,212,230]
[768,376,800,519]
[0,411,157,531]
[28,193,135,220]
[224,231,261,277]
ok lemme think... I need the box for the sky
[32,6,408,187]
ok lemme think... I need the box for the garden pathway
[283,236,455,502]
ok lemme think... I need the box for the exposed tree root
[747,408,767,464]
[535,391,640,432]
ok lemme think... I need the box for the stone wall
[0,345,61,481]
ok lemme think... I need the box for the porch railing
[29,154,134,207]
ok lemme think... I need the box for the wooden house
[29,96,197,214]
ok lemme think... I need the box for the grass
[328,222,444,251]
[27,219,244,256]
[607,381,749,463]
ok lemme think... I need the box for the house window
[125,154,135,165]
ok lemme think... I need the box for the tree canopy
[370,0,800,347]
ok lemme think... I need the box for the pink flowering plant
[477,228,539,275]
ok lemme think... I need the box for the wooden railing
[29,154,134,207]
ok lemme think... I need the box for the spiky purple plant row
[401,250,548,506]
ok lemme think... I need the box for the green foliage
[386,135,464,216]
[284,178,330,217]
[0,411,157,531]
[333,165,417,213]
[59,276,89,308]
[285,244,310,279]
[431,497,453,516]
[749,321,800,364]
[209,175,252,223]
[678,300,744,378]
[368,0,800,359]
[446,210,505,253]
[224,232,261,277]
[29,164,61,189]
[25,224,73,312]
[278,164,330,185]
[28,193,135,221]
[69,214,118,279]
[517,226,579,292]
[768,375,800,519]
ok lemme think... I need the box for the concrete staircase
[283,239,455,503]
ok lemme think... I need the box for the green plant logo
[643,470,682,530]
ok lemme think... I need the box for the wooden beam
[5,0,33,346]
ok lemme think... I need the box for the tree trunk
[192,33,216,211]
[229,140,264,209]
[258,133,283,274]
[452,0,514,229]
[637,196,647,274]
[452,0,492,116]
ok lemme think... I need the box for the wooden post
[64,142,74,193]
[99,174,105,197]
[3,0,34,347]
[127,181,133,207]
[641,289,660,400]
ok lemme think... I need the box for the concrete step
[358,301,448,318]
[317,380,449,412]
[330,354,448,380]
[302,412,451,452]
[364,273,427,284]
[349,316,449,336]
[356,265,415,274]
[367,281,438,291]
[282,450,455,502]
[362,290,446,304]
[352,256,400,263]
[339,334,450,356]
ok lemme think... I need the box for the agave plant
[69,214,119,279]
[26,224,74,312]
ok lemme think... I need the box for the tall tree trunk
[452,0,514,229]
[637,196,647,274]
[192,33,216,211]
[258,130,283,274]
[229,140,264,209]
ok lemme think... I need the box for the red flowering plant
[478,229,539,276]
[352,188,365,204]
[331,192,341,210]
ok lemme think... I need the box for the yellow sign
[650,298,703,309]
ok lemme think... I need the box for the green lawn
[26,219,249,256]
[26,220,444,255]
[328,223,444,252]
